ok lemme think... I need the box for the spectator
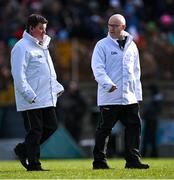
[142,84,164,157]
[57,81,87,143]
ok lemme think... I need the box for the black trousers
[93,103,141,163]
[21,107,58,166]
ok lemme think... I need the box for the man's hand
[108,85,117,93]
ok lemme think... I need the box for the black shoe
[14,143,28,169]
[93,161,110,170]
[27,165,50,171]
[125,161,149,169]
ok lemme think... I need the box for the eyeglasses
[108,24,122,28]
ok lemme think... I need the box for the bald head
[108,14,126,26]
[108,14,126,39]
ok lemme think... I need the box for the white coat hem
[98,101,138,106]
[17,104,56,112]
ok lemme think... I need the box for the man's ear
[29,26,33,32]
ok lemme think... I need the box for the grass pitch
[0,158,174,179]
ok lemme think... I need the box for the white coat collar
[23,30,51,49]
[107,31,133,48]
[108,31,133,42]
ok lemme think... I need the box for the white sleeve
[134,45,142,101]
[11,45,36,103]
[91,43,115,91]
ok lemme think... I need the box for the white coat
[91,32,142,106]
[11,31,64,111]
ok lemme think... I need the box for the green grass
[0,158,174,179]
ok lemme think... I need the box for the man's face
[108,17,125,39]
[30,23,47,41]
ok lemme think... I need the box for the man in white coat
[11,14,64,171]
[91,14,149,169]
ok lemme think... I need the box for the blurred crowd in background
[0,0,174,84]
[0,0,174,157]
